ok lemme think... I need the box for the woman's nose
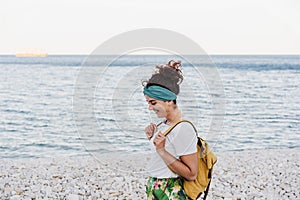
[148,104,153,110]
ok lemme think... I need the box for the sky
[1,0,300,55]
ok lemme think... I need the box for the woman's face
[145,95,168,118]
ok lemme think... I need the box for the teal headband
[143,85,177,101]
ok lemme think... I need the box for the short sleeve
[169,122,197,157]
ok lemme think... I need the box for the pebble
[0,149,299,199]
[67,194,80,200]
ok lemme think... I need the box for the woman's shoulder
[170,120,198,151]
[177,120,196,130]
[172,120,197,135]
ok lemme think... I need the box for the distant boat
[16,52,48,57]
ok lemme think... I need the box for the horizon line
[0,53,300,56]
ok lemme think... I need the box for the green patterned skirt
[146,177,188,200]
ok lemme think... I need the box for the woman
[143,60,198,200]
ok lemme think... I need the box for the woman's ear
[166,100,174,106]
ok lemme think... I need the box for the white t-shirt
[147,121,197,178]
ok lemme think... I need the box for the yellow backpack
[163,120,217,200]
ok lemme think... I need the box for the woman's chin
[154,110,165,118]
[156,113,164,118]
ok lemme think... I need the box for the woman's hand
[144,123,157,140]
[153,132,166,152]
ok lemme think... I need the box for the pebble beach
[1,148,299,200]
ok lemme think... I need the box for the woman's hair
[143,60,183,95]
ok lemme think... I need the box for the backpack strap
[202,179,211,200]
[163,120,197,136]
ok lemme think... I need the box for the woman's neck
[165,109,182,125]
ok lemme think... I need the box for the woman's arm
[153,133,198,181]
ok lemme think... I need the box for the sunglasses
[147,100,157,106]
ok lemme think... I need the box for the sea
[0,55,299,158]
